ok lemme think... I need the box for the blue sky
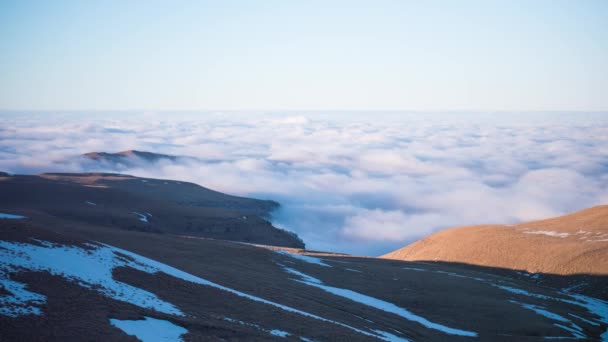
[1,0,607,111]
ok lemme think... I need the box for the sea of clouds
[1,112,607,255]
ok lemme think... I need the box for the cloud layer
[1,112,607,255]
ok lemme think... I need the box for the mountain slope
[0,172,303,248]
[1,172,607,341]
[1,215,607,341]
[382,206,608,275]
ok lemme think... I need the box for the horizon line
[1,109,607,114]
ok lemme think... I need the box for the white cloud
[1,112,607,256]
[342,209,441,241]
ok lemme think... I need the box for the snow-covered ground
[283,266,323,284]
[274,250,331,267]
[0,213,26,219]
[0,239,406,341]
[2,237,605,341]
[0,240,183,315]
[575,231,608,242]
[523,230,570,238]
[0,274,46,317]
[282,266,477,338]
[269,329,290,337]
[110,316,187,342]
[400,264,608,339]
[510,300,585,339]
[223,317,293,339]
[109,243,398,341]
[132,212,149,223]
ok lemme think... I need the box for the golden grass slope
[382,205,608,275]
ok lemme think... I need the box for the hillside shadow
[377,258,608,300]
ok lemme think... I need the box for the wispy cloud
[1,112,607,255]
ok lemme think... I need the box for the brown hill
[382,205,608,275]
[0,172,303,248]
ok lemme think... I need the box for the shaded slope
[1,217,607,341]
[382,206,608,276]
[0,172,303,248]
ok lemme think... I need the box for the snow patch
[0,240,385,340]
[498,284,608,331]
[562,282,587,292]
[0,274,46,317]
[517,271,541,280]
[402,266,486,282]
[275,250,331,267]
[399,262,606,330]
[283,266,476,338]
[372,329,410,342]
[283,267,322,284]
[0,213,26,219]
[564,293,608,324]
[224,317,263,329]
[270,330,290,337]
[523,230,569,238]
[0,241,183,316]
[510,301,569,322]
[553,323,585,339]
[394,259,607,339]
[224,317,291,338]
[509,301,586,339]
[568,313,600,326]
[402,267,427,272]
[494,285,552,300]
[133,212,149,223]
[110,316,187,342]
[102,244,398,341]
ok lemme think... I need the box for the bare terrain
[382,206,608,275]
[0,172,303,248]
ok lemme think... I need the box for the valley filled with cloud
[1,112,607,255]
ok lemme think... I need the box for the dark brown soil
[1,218,607,341]
[0,173,303,248]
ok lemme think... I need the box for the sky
[1,0,607,111]
[1,112,607,255]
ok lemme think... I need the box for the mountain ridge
[382,205,608,276]
[0,171,303,248]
